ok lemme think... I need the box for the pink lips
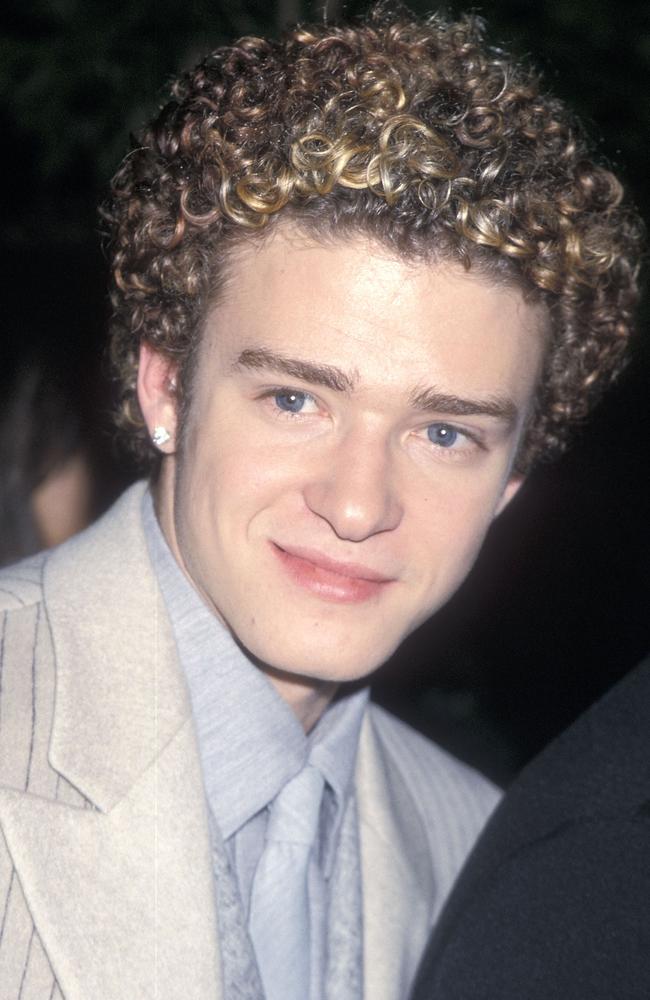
[272,543,395,603]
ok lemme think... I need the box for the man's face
[159,229,545,684]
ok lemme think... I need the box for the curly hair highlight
[104,5,643,471]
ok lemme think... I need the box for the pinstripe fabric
[365,707,498,927]
[0,574,89,999]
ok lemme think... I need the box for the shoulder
[411,660,650,999]
[0,481,149,611]
[498,656,650,834]
[0,481,150,666]
[366,703,501,863]
[0,552,47,611]
[416,812,650,999]
[0,555,49,682]
[0,553,53,793]
[367,702,501,813]
[437,659,650,880]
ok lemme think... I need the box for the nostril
[303,479,402,543]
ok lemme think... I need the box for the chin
[240,630,401,686]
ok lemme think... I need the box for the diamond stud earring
[152,426,171,448]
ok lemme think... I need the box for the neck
[259,666,339,732]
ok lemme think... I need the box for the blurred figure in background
[0,345,95,564]
[0,247,137,565]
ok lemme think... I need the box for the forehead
[199,228,547,404]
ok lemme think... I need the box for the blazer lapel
[43,483,189,813]
[0,722,222,1000]
[0,484,222,999]
[356,713,434,1000]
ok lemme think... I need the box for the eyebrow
[409,386,519,425]
[234,347,356,392]
[234,347,518,426]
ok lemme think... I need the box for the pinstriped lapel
[356,712,434,1000]
[0,722,222,1000]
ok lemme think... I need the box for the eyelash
[257,386,484,455]
[423,422,483,454]
[259,387,319,417]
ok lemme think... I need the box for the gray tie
[248,764,325,1000]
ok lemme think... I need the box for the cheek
[411,478,503,579]
[415,474,499,531]
[178,424,301,550]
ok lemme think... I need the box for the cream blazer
[0,483,498,1000]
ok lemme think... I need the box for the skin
[31,450,94,548]
[138,228,546,731]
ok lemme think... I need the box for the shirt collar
[141,489,368,862]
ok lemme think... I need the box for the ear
[493,473,524,518]
[136,342,179,453]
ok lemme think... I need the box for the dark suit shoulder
[415,812,650,999]
[410,659,650,1000]
[512,658,650,836]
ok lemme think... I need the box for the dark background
[2,0,649,783]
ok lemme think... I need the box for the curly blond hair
[104,5,643,471]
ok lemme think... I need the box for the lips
[271,543,395,603]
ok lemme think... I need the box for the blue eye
[275,390,307,413]
[427,423,460,448]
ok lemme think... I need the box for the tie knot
[266,765,325,845]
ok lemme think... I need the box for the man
[0,7,640,1000]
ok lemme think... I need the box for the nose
[302,428,403,542]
